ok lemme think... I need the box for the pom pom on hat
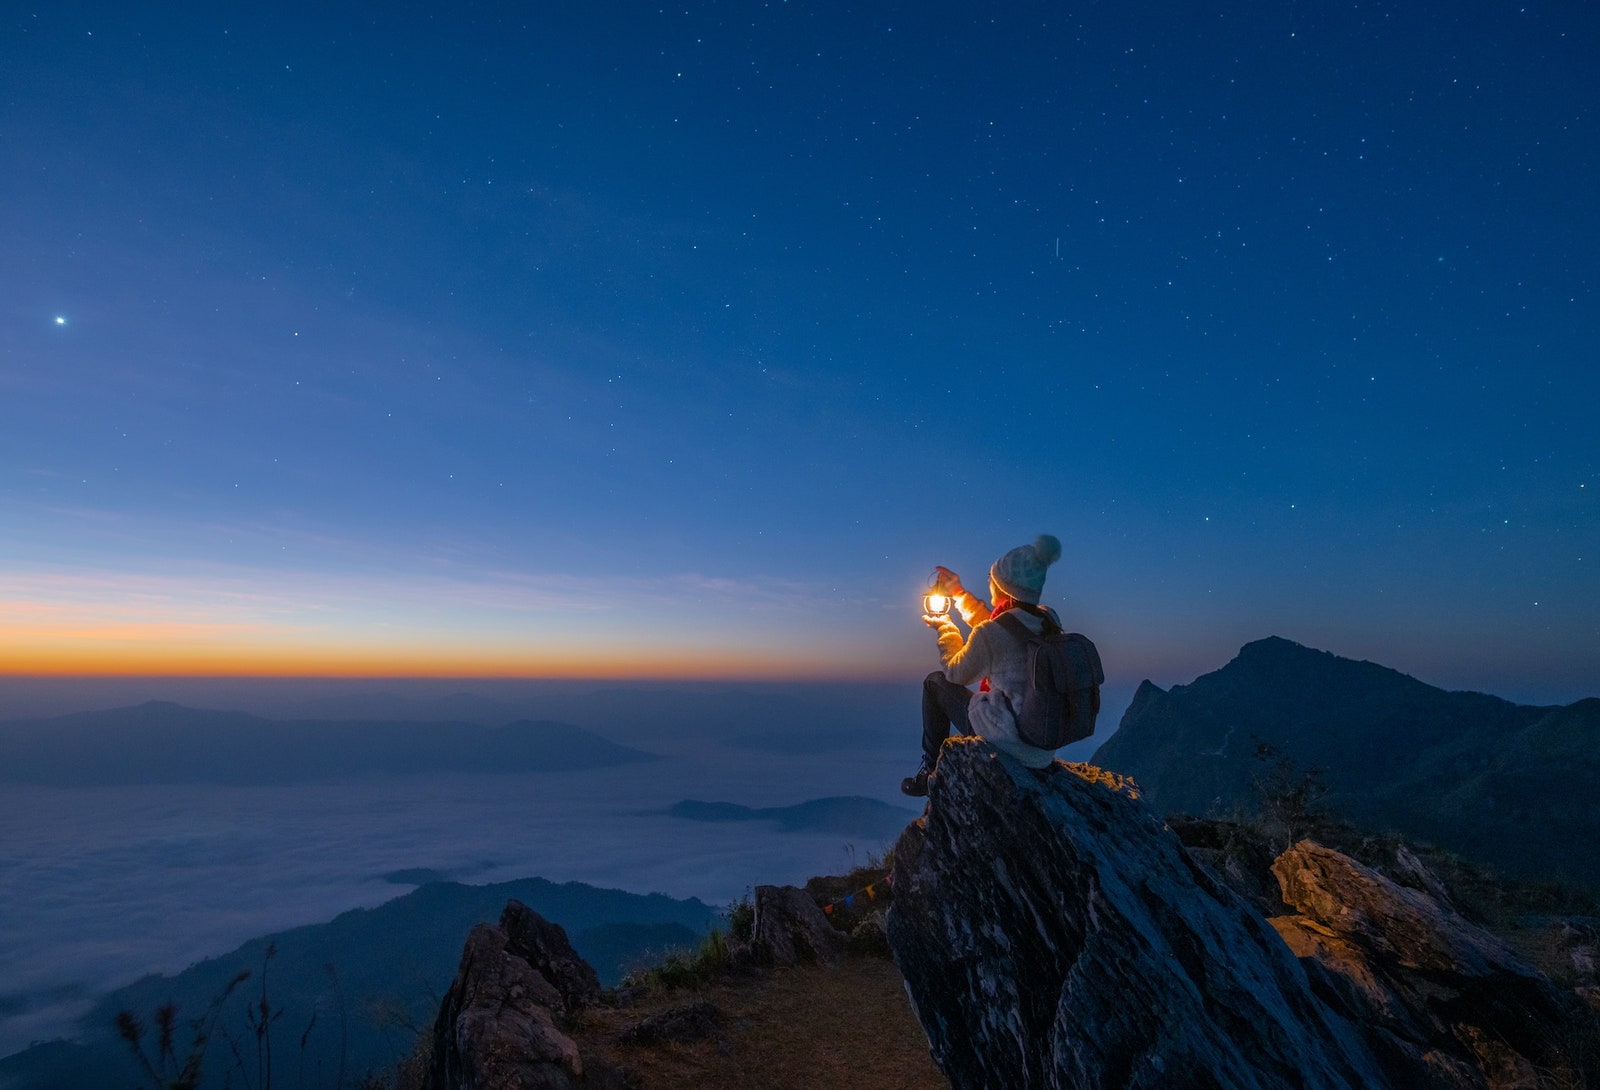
[990,534,1061,605]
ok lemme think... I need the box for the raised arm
[932,565,992,625]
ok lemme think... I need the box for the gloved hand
[931,565,965,596]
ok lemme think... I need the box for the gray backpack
[995,612,1105,749]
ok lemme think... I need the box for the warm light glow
[0,603,916,681]
[0,564,926,681]
[923,592,950,616]
[0,637,894,680]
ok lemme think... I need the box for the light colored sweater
[935,592,1033,690]
[934,591,1061,768]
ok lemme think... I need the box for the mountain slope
[1091,637,1600,885]
[0,877,717,1090]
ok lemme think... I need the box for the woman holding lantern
[901,534,1065,797]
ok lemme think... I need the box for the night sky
[4,2,1596,700]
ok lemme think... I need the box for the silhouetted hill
[0,701,657,785]
[1092,637,1600,886]
[663,796,920,839]
[0,877,717,1090]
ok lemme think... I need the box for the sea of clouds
[0,679,1124,1059]
[0,729,910,1056]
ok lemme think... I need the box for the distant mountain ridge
[0,701,657,785]
[1092,636,1600,886]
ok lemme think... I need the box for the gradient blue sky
[4,2,1596,699]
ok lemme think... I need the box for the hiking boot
[900,761,934,797]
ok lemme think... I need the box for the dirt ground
[573,955,949,1090]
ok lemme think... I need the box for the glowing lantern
[923,592,950,617]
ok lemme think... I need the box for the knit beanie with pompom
[989,534,1062,605]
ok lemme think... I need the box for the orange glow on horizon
[0,577,917,681]
[0,634,908,682]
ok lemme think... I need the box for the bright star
[54,316,66,325]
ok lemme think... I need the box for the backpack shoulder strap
[994,610,1037,646]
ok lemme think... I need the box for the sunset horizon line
[0,664,910,683]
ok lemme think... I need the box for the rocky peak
[498,900,602,1012]
[428,900,608,1090]
[886,739,1597,1089]
[1179,634,1429,713]
[1233,633,1316,663]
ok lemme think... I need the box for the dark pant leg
[921,670,972,766]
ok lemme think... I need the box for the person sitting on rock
[902,534,1065,797]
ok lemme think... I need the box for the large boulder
[1270,841,1582,1088]
[886,739,1388,1090]
[886,739,1598,1090]
[729,883,847,968]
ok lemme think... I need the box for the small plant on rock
[727,889,754,944]
[620,924,740,994]
[1250,741,1330,852]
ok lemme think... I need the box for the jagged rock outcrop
[428,900,607,1090]
[1270,842,1580,1088]
[499,900,603,1010]
[887,738,1600,1090]
[728,883,848,968]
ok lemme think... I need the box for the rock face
[729,884,847,968]
[1270,842,1579,1088]
[888,740,1387,1090]
[428,900,603,1090]
[886,739,1595,1090]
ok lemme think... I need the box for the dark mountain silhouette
[0,877,717,1090]
[1092,636,1600,886]
[262,690,532,726]
[663,796,920,839]
[0,701,657,785]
